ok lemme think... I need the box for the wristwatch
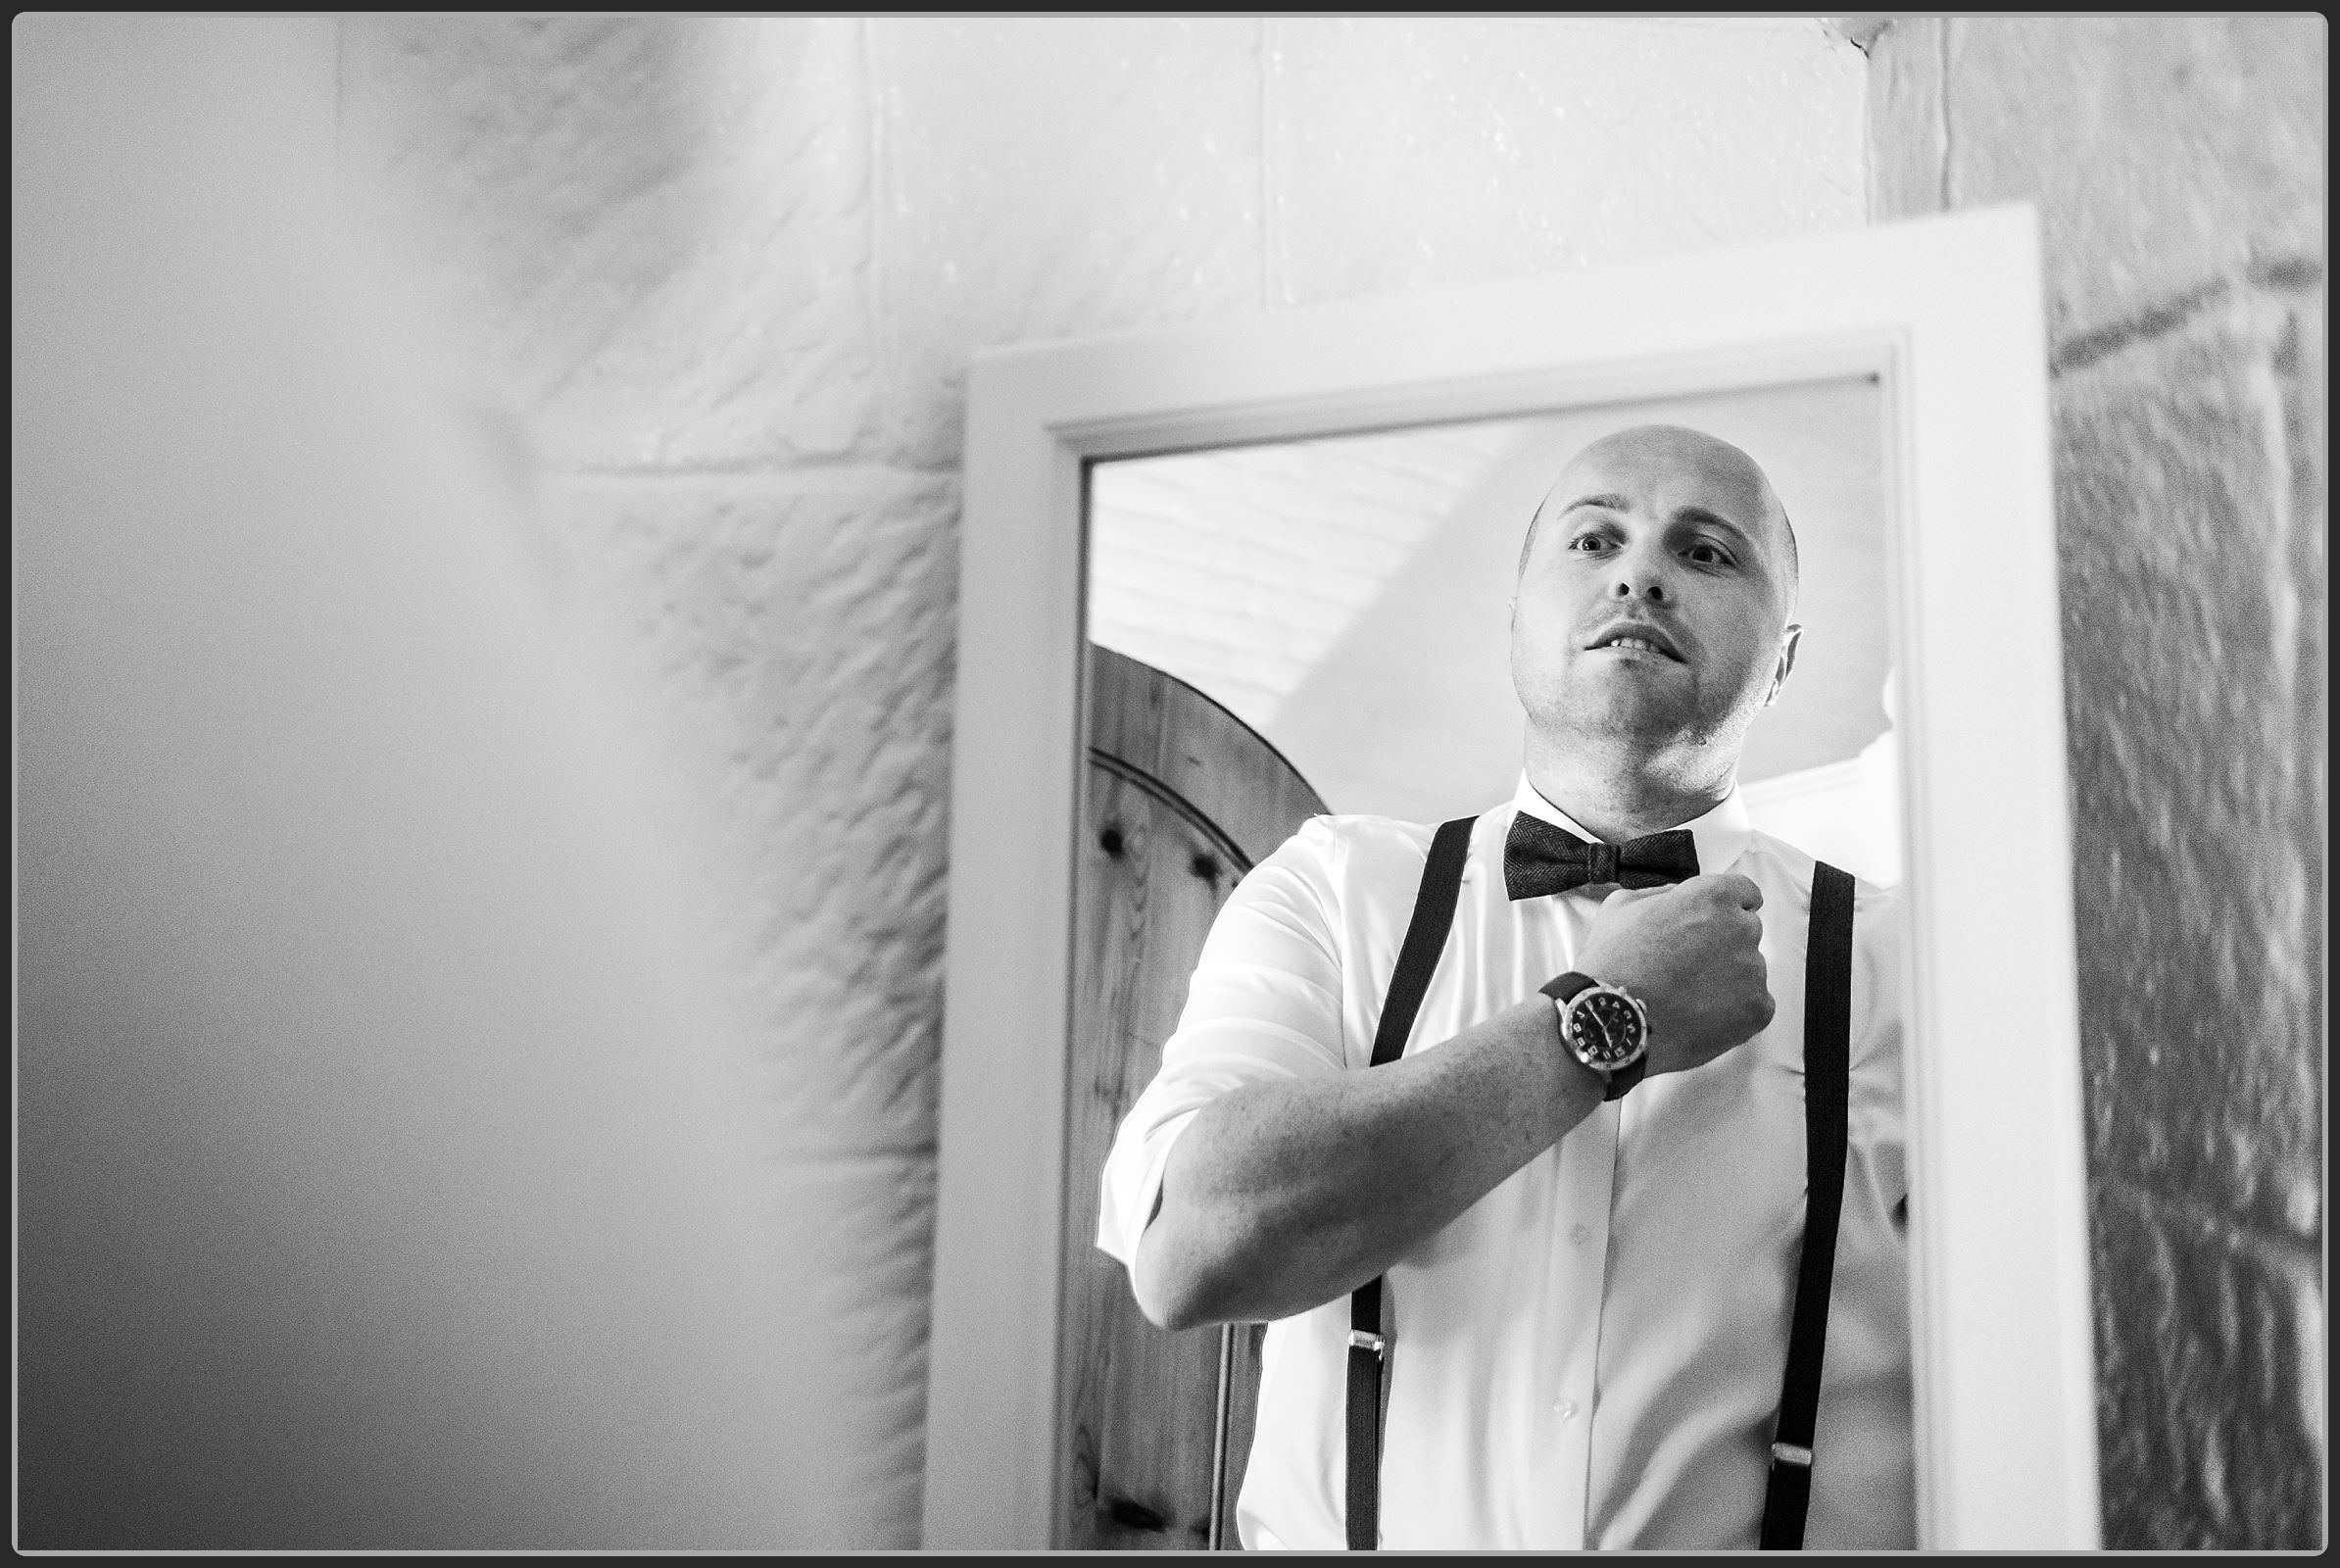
[1539,971,1650,1101]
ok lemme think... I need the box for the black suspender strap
[1759,860,1857,1550]
[1366,818,1480,1075]
[1344,815,1476,1551]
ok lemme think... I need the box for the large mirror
[925,207,2098,1550]
[1059,378,1897,1549]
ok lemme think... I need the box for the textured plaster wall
[1859,15,2326,1550]
[335,18,1865,1544]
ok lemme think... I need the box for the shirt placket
[1536,1095,1618,1547]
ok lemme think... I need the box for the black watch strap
[1540,970,1595,1004]
[1600,1056,1647,1101]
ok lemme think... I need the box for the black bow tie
[1504,812,1700,900]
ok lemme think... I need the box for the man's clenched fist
[1572,873,1774,1077]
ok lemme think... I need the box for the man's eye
[1570,532,1614,552]
[1683,542,1731,565]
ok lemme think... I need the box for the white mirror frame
[924,205,2100,1551]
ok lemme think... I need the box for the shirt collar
[1508,771,1752,878]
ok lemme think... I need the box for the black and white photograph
[16,14,2325,1553]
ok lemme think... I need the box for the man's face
[1510,425,1800,761]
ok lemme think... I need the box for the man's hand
[1574,872,1773,1076]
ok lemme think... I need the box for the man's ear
[1764,623,1803,707]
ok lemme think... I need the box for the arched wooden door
[1055,645,1329,1550]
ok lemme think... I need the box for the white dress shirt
[1096,776,1915,1550]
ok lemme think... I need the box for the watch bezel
[1552,978,1649,1075]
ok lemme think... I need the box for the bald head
[1508,421,1808,818]
[1521,424,1798,605]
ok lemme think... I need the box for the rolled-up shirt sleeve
[1095,817,1350,1269]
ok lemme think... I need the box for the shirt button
[1554,1398,1579,1422]
[1570,1222,1593,1245]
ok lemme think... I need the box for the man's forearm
[1131,997,1605,1329]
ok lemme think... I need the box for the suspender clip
[1771,1441,1814,1468]
[1347,1329,1387,1357]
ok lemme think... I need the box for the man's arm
[1133,995,1602,1328]
[1132,872,1776,1330]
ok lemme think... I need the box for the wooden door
[1055,645,1329,1550]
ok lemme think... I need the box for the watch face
[1566,988,1646,1067]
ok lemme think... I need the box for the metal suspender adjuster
[1343,815,1479,1552]
[1757,859,1857,1552]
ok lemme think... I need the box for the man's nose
[1606,550,1670,603]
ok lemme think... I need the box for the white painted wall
[24,17,1867,1546]
[1741,713,1906,885]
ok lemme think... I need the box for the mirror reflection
[1061,376,1910,1551]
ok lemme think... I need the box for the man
[1094,424,1913,1550]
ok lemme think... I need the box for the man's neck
[1523,734,1734,844]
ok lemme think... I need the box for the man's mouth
[1584,624,1684,662]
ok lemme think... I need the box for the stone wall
[334,18,1867,1544]
[1858,15,2326,1549]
